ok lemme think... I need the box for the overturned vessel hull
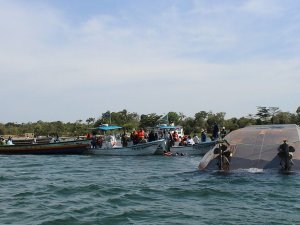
[199,124,300,171]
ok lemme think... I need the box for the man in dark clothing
[212,123,219,141]
[201,129,207,142]
[278,139,294,170]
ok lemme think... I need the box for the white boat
[170,141,216,156]
[155,141,216,156]
[87,139,164,156]
[86,124,164,156]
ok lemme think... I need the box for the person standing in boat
[148,130,155,142]
[91,134,97,148]
[130,129,139,145]
[278,139,295,170]
[172,131,179,145]
[137,128,145,143]
[163,130,171,151]
[201,129,207,142]
[220,127,227,139]
[212,123,219,141]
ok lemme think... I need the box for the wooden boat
[87,139,164,156]
[0,139,91,154]
[199,124,300,171]
[8,137,52,145]
[155,141,216,155]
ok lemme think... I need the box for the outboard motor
[278,140,295,171]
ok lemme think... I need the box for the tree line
[1,107,300,137]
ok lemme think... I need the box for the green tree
[272,112,293,124]
[256,106,271,123]
[140,113,161,128]
[194,111,208,130]
[86,117,95,125]
[168,112,180,125]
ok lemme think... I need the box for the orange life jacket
[137,130,145,139]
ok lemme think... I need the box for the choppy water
[0,155,299,225]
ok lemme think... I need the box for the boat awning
[97,125,123,131]
[158,125,178,129]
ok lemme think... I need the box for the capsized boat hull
[87,139,164,156]
[199,124,300,171]
[0,139,91,154]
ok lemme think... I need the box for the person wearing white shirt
[187,136,195,146]
[193,134,200,144]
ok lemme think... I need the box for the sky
[0,0,300,123]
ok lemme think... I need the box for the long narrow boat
[87,139,164,156]
[0,139,91,154]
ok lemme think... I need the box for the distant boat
[0,139,91,154]
[199,124,300,172]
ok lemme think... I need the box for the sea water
[0,155,299,225]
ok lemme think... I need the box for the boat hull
[87,140,164,156]
[0,140,91,154]
[155,141,216,155]
[199,124,300,171]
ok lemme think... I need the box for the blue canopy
[158,125,177,129]
[96,125,123,131]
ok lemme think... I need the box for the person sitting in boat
[121,133,129,147]
[172,131,179,142]
[186,136,195,146]
[96,136,104,148]
[110,135,117,147]
[54,134,60,143]
[130,129,139,145]
[86,133,92,140]
[6,136,14,145]
[0,137,5,145]
[179,135,188,146]
[193,134,200,144]
[201,129,207,142]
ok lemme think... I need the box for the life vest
[137,130,145,139]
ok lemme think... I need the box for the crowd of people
[86,123,229,149]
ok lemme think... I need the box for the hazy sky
[1,0,299,123]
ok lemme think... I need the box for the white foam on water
[236,168,264,173]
